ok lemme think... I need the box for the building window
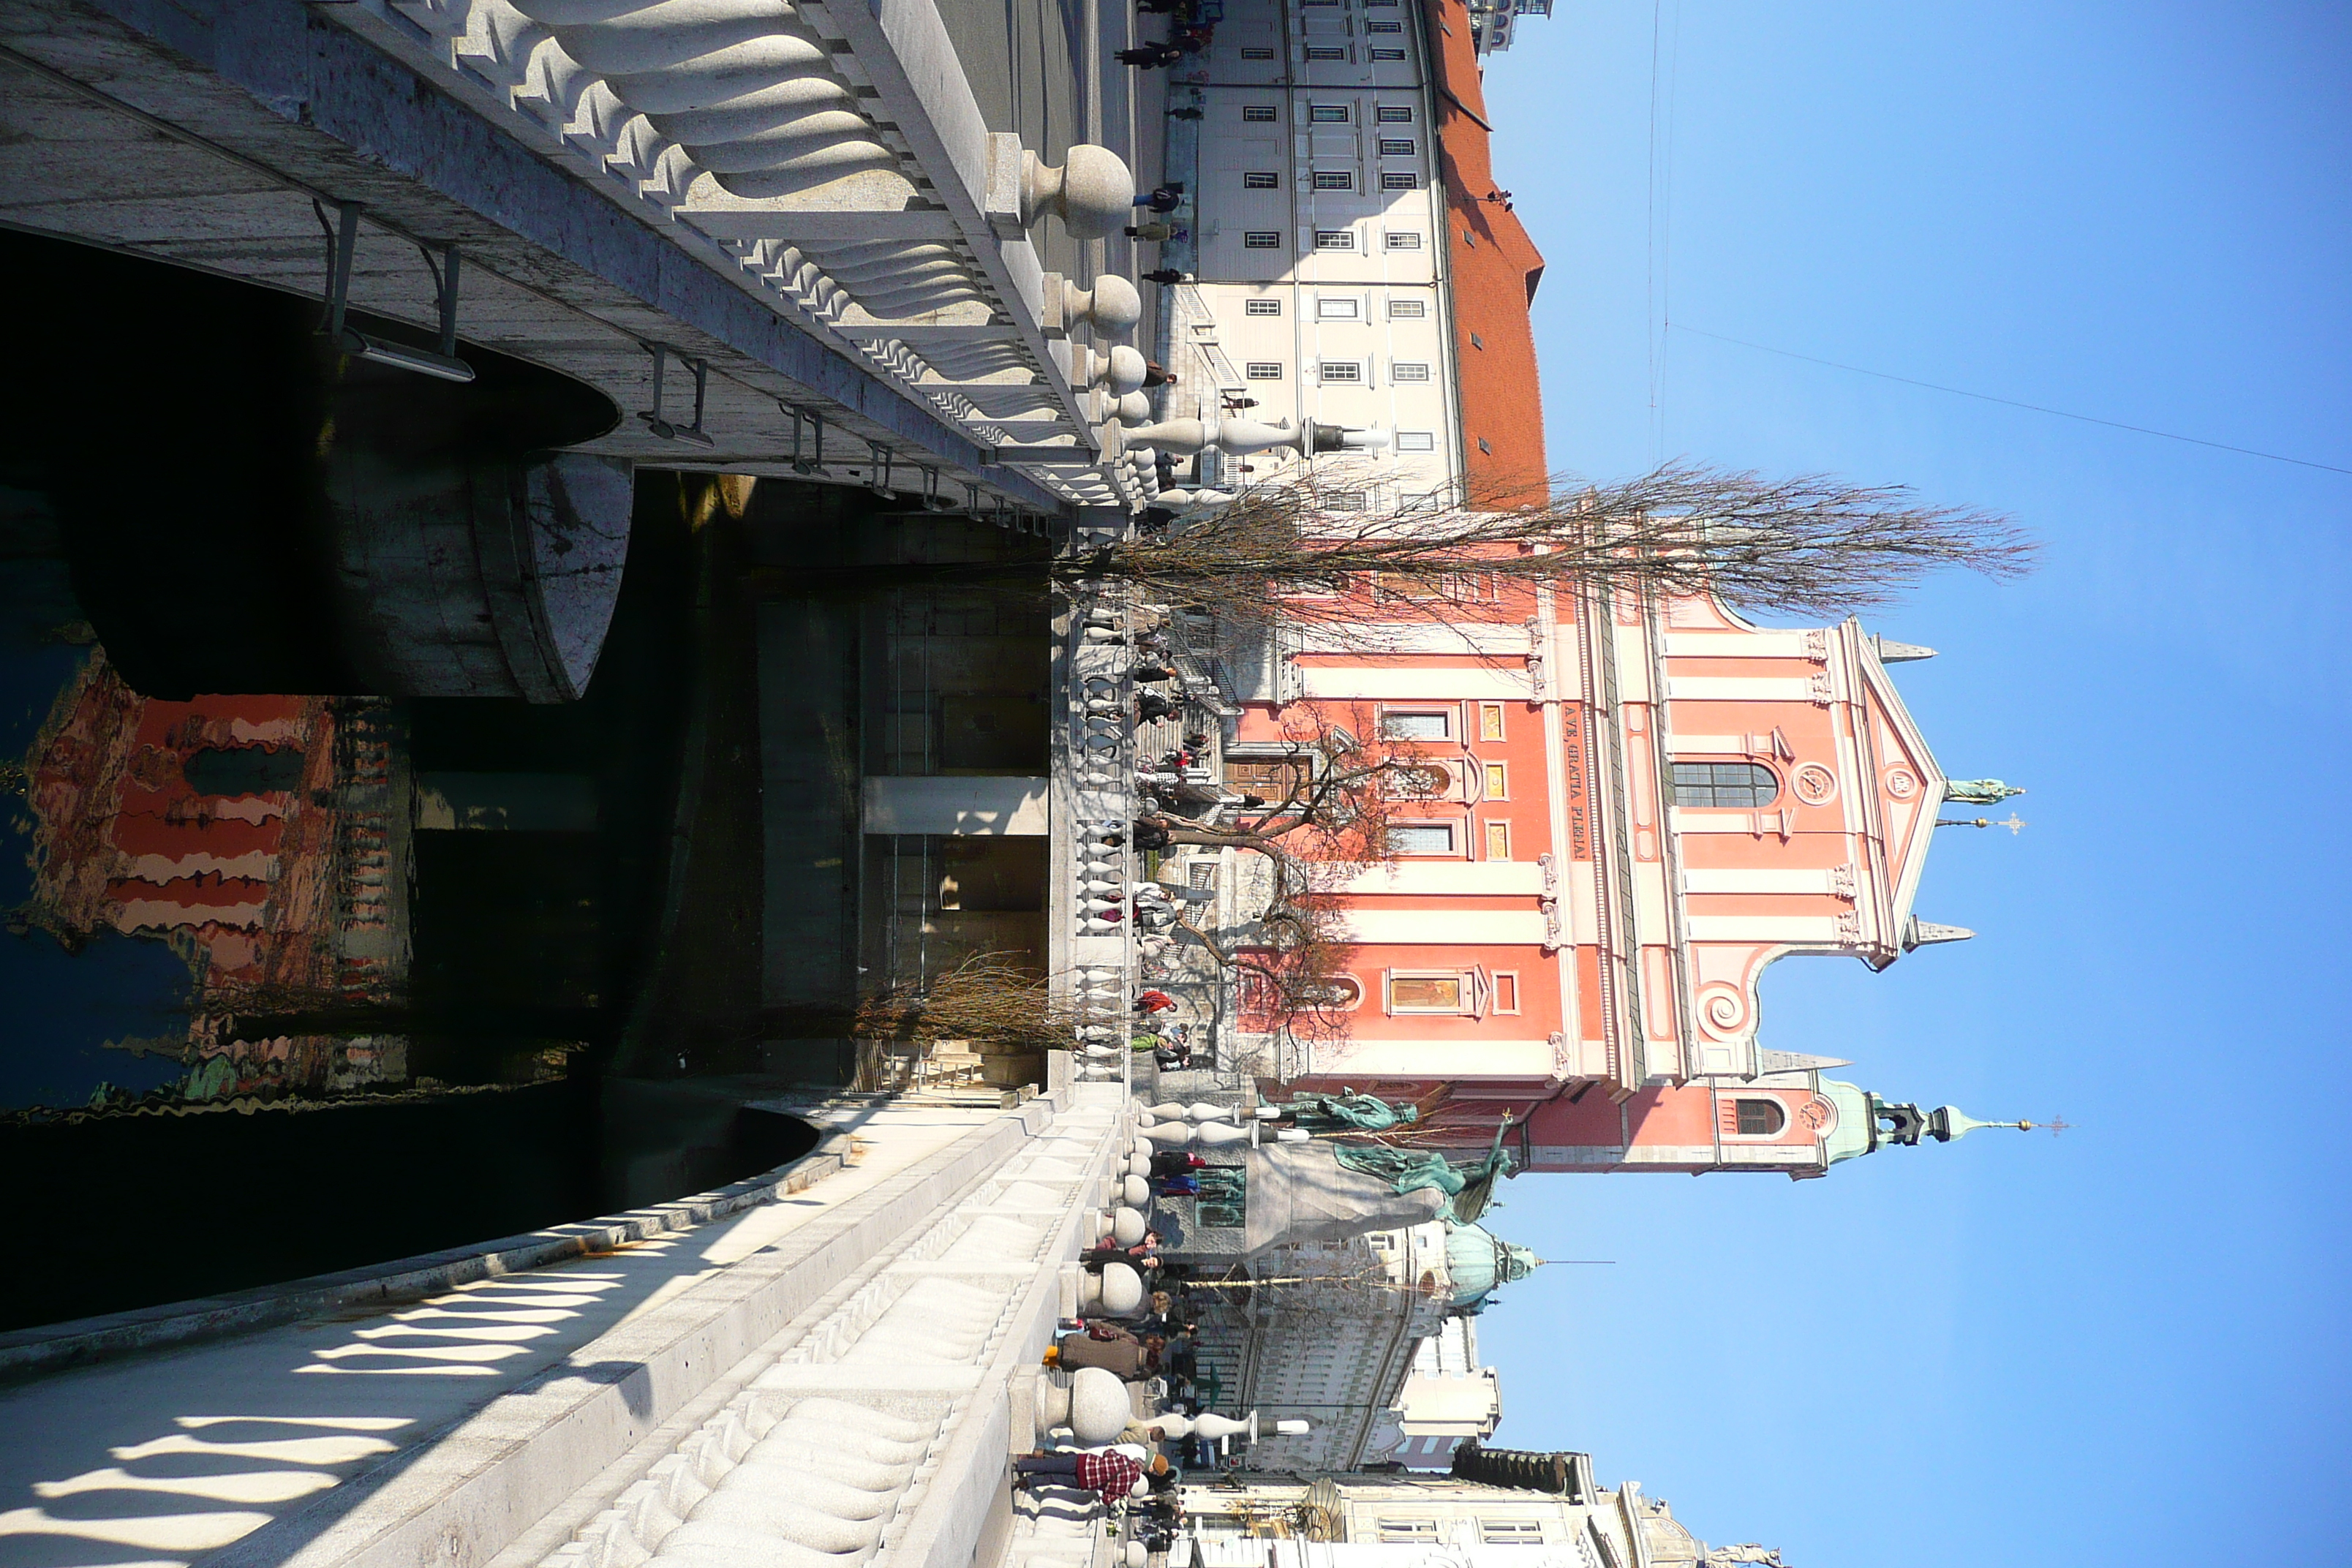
[1672,761,1780,808]
[1312,170,1357,190]
[1484,820,1510,860]
[1241,46,1276,59]
[1483,761,1509,799]
[1366,19,1403,31]
[1377,1522,1439,1545]
[1321,490,1367,510]
[1387,970,1466,1009]
[1379,709,1451,740]
[1188,861,1218,890]
[1386,231,1423,249]
[1245,298,1283,316]
[1377,104,1414,121]
[1395,431,1435,453]
[1478,1521,1545,1545]
[1463,228,1477,248]
[1389,298,1427,318]
[1243,104,1279,121]
[1317,297,1360,320]
[1379,137,1417,156]
[1309,104,1352,122]
[1245,361,1285,379]
[1368,47,1406,59]
[1380,171,1421,190]
[1244,231,1282,249]
[1244,170,1281,189]
[1315,230,1356,249]
[1319,361,1362,382]
[1470,331,1485,348]
[1477,437,1492,453]
[1305,45,1349,60]
[1479,703,1507,741]
[1736,1098,1788,1137]
[1392,361,1431,380]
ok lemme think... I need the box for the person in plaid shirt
[1013,1447,1169,1504]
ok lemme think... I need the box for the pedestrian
[1126,222,1180,242]
[1166,106,1203,121]
[1137,691,1175,721]
[1140,268,1189,285]
[1134,988,1176,1014]
[1132,186,1185,214]
[1149,1150,1206,1179]
[1142,362,1177,388]
[1012,1448,1169,1503]
[1131,662,1177,681]
[1049,1324,1164,1378]
[1156,1173,1199,1196]
[1115,42,1183,67]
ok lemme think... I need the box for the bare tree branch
[1082,461,2035,641]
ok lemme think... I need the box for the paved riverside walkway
[0,1093,1117,1568]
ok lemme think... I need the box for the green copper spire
[1821,1080,2039,1164]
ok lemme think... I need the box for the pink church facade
[1229,587,1975,1177]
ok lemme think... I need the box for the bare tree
[1082,461,2035,639]
[1150,704,1446,1046]
[852,951,1084,1054]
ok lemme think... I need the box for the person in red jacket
[1014,1447,1169,1502]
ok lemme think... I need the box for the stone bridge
[0,0,1156,521]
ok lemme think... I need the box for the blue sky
[1472,4,2352,1564]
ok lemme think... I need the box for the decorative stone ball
[1127,1153,1152,1177]
[1097,1261,1144,1314]
[1067,1366,1132,1442]
[1091,275,1145,336]
[1121,1172,1152,1206]
[1126,1542,1150,1568]
[1055,145,1134,240]
[1106,346,1147,396]
[1115,392,1153,426]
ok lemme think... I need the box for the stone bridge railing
[339,0,1152,510]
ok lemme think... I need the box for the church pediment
[1846,618,1948,943]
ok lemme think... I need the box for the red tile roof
[1423,0,1550,505]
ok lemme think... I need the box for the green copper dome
[1443,1221,1542,1308]
[1821,1079,1877,1165]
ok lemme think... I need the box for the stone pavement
[0,1091,1129,1568]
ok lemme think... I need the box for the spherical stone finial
[1104,345,1147,396]
[1112,1202,1147,1241]
[1097,1260,1144,1312]
[1115,391,1153,426]
[1091,274,1143,336]
[1068,1367,1132,1441]
[1024,145,1135,240]
[1066,274,1145,339]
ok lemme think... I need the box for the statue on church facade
[1944,777,2024,804]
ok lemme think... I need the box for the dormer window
[1672,761,1779,807]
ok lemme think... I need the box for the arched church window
[1672,761,1779,808]
[1735,1098,1787,1136]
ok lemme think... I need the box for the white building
[1180,1460,1779,1568]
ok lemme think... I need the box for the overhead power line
[1674,323,2352,478]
